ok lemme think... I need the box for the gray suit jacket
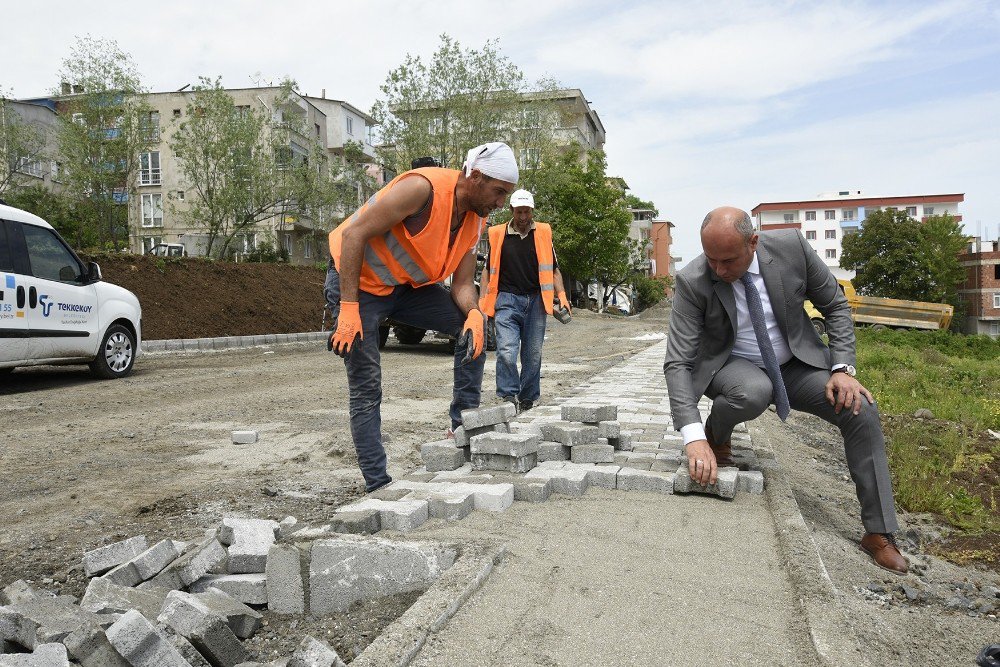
[663,229,856,430]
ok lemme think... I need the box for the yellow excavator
[805,280,953,335]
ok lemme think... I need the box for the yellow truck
[805,280,953,335]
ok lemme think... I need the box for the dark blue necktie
[739,273,790,421]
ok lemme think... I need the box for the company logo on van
[40,295,53,316]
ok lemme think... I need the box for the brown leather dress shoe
[860,533,909,574]
[705,422,735,466]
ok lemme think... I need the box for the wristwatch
[832,365,857,377]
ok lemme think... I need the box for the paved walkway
[407,341,818,666]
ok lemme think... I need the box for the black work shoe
[519,400,534,412]
[501,396,519,414]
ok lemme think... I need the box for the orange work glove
[328,301,363,357]
[459,308,486,364]
[557,291,571,315]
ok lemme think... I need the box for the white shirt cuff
[831,363,847,372]
[680,422,707,446]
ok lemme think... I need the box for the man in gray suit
[664,206,908,574]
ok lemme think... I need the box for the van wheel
[811,319,826,336]
[394,325,426,345]
[870,324,888,332]
[89,324,136,379]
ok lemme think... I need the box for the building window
[303,236,312,259]
[805,211,816,221]
[519,148,539,170]
[842,209,856,220]
[428,117,443,135]
[906,206,917,217]
[806,231,817,240]
[825,230,837,239]
[994,293,1000,309]
[346,116,353,136]
[16,157,43,178]
[172,109,181,118]
[924,206,935,216]
[825,249,837,259]
[176,190,185,201]
[991,321,1000,338]
[783,213,794,223]
[142,111,160,142]
[824,210,836,220]
[315,123,321,138]
[141,236,162,254]
[365,124,374,145]
[283,234,293,256]
[50,161,60,181]
[139,152,161,185]
[519,108,540,128]
[995,264,1000,280]
[141,193,163,228]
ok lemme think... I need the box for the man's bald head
[700,206,758,283]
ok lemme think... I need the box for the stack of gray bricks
[419,403,518,473]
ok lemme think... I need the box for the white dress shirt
[680,253,792,446]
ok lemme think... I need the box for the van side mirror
[86,261,102,283]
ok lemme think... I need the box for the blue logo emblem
[40,295,53,317]
[4,275,14,289]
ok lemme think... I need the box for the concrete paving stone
[327,509,381,535]
[466,473,553,503]
[277,516,298,539]
[336,498,429,532]
[0,582,42,607]
[288,635,346,667]
[0,643,70,666]
[105,610,190,667]
[127,540,181,582]
[420,442,466,472]
[450,482,515,511]
[403,491,474,521]
[561,405,617,423]
[673,466,738,499]
[737,470,765,495]
[191,589,262,640]
[367,486,413,501]
[429,463,473,480]
[80,576,169,621]
[162,605,248,667]
[471,452,538,473]
[309,537,457,616]
[616,468,675,495]
[158,590,226,635]
[525,466,589,496]
[537,441,571,462]
[143,538,228,591]
[231,431,258,445]
[508,422,543,437]
[537,420,572,441]
[189,575,268,606]
[61,623,129,666]
[219,518,279,574]
[586,464,620,490]
[547,424,599,447]
[469,432,540,457]
[265,545,304,615]
[650,458,679,473]
[163,628,212,667]
[615,431,635,450]
[570,444,614,464]
[83,537,149,578]
[597,421,621,439]
[0,598,107,649]
[460,403,516,430]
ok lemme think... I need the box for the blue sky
[4,0,999,266]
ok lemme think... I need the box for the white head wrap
[464,142,518,184]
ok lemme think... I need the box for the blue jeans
[493,290,547,403]
[325,267,486,491]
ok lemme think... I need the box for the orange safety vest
[479,221,556,317]
[328,168,485,296]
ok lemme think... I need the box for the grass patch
[855,328,1000,542]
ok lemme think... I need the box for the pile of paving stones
[0,515,458,666]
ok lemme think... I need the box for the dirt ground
[1,291,997,663]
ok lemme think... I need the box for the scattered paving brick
[327,509,381,535]
[469,432,540,457]
[83,537,148,578]
[80,577,168,621]
[231,431,258,444]
[265,545,305,615]
[191,588,262,640]
[0,643,70,666]
[420,441,467,472]
[561,404,617,423]
[0,598,107,650]
[219,518,279,575]
[335,498,429,532]
[616,468,675,495]
[737,470,765,494]
[143,538,228,591]
[288,635,347,667]
[189,574,268,606]
[673,466,738,499]
[570,444,615,464]
[460,403,516,430]
[62,622,129,666]
[105,610,191,667]
[471,452,538,473]
[537,441,571,462]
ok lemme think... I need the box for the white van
[0,202,142,378]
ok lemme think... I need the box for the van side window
[21,225,84,284]
[0,222,12,271]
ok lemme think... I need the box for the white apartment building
[752,191,965,280]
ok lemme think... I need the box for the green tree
[841,209,967,309]
[372,34,562,176]
[624,194,659,217]
[54,36,156,251]
[3,185,101,249]
[530,148,632,308]
[169,77,367,259]
[0,91,48,197]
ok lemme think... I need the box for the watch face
[846,365,857,376]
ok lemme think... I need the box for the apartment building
[958,238,1000,338]
[752,191,965,280]
[650,219,677,293]
[0,99,62,193]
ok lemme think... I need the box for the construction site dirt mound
[86,254,327,341]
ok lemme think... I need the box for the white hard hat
[510,189,534,208]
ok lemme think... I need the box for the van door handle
[17,285,25,309]
[29,286,37,308]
